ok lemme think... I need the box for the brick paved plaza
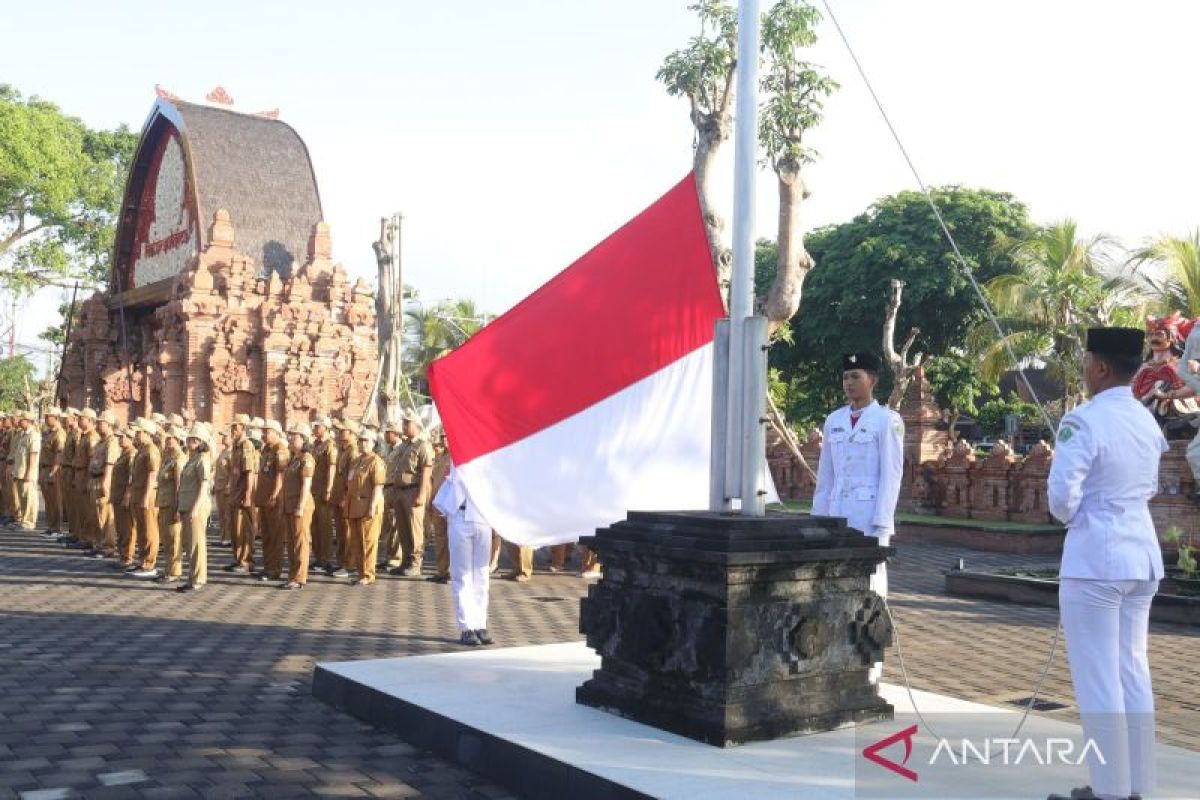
[0,523,1196,798]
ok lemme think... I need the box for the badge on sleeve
[892,421,903,436]
[1057,420,1079,444]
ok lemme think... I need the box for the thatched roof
[998,368,1065,403]
[113,96,323,294]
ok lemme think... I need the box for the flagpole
[722,0,767,517]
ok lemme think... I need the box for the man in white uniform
[433,464,494,648]
[1047,327,1165,800]
[1176,321,1200,491]
[811,351,904,683]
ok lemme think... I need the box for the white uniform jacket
[1048,386,1167,580]
[811,401,905,538]
[433,466,487,525]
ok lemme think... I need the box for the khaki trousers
[158,506,182,577]
[505,541,534,578]
[312,500,334,566]
[16,479,38,529]
[550,543,572,570]
[134,505,160,570]
[349,511,382,583]
[397,490,426,569]
[40,478,62,531]
[181,501,209,587]
[0,471,12,517]
[381,486,402,565]
[94,497,115,553]
[229,501,257,569]
[335,508,353,570]
[431,510,450,578]
[286,506,313,584]
[259,504,285,579]
[59,469,75,534]
[115,503,135,564]
[216,490,231,544]
[489,530,501,572]
[77,481,95,544]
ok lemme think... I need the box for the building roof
[113,96,323,298]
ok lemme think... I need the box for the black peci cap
[1086,327,1144,359]
[842,352,883,372]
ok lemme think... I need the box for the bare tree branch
[765,392,818,482]
[882,278,924,409]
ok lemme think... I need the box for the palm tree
[971,219,1143,407]
[1129,230,1200,317]
[403,298,490,400]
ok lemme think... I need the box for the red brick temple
[60,88,378,429]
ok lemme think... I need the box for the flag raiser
[428,174,727,546]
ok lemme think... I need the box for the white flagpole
[724,0,766,516]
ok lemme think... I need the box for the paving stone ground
[0,522,1195,798]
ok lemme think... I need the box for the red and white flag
[429,174,725,546]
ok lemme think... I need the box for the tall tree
[975,219,1141,405]
[770,186,1033,423]
[658,0,738,289]
[0,355,37,411]
[404,298,489,400]
[925,350,991,436]
[1130,230,1200,318]
[0,85,137,294]
[758,0,837,332]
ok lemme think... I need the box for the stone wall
[768,371,1199,547]
[60,210,378,429]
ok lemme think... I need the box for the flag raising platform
[312,642,1200,800]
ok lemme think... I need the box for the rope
[818,0,1065,739]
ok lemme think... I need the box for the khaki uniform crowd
[0,406,600,597]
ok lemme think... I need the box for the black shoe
[176,583,202,593]
[280,581,303,590]
[222,564,248,574]
[474,629,493,645]
[459,630,480,647]
[387,566,405,576]
[1046,787,1105,800]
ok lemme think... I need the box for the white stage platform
[313,642,1199,800]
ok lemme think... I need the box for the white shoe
[132,568,160,579]
[579,568,602,580]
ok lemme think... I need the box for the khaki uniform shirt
[331,441,358,507]
[177,452,212,515]
[74,429,98,490]
[311,437,337,503]
[396,436,434,488]
[10,427,40,481]
[62,429,78,481]
[156,450,181,510]
[0,428,9,467]
[39,427,66,483]
[111,447,134,506]
[131,442,161,506]
[213,447,230,496]
[254,442,289,507]
[227,437,257,501]
[283,452,316,514]
[346,451,385,520]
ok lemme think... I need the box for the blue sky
[5,0,1200,366]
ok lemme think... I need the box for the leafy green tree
[0,84,137,294]
[975,219,1143,404]
[769,186,1034,423]
[404,298,490,399]
[758,0,837,331]
[975,393,1041,439]
[925,350,991,435]
[1130,230,1200,317]
[0,356,37,411]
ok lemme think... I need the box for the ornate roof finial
[155,84,182,102]
[205,86,234,106]
[254,109,280,120]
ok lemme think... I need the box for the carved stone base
[576,511,894,747]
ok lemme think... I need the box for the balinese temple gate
[60,87,378,428]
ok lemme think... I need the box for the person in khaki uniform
[56,411,79,542]
[309,415,337,572]
[390,413,435,577]
[144,426,184,582]
[344,429,385,586]
[254,420,289,581]
[0,414,12,525]
[213,431,231,547]
[503,537,535,583]
[38,408,66,536]
[10,411,41,531]
[72,409,99,549]
[224,414,258,574]
[111,427,137,567]
[380,422,405,569]
[87,411,121,557]
[129,419,162,576]
[176,424,213,593]
[327,419,358,578]
[426,432,452,584]
[282,423,316,589]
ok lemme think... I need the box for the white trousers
[868,531,890,684]
[1060,578,1158,799]
[448,512,492,632]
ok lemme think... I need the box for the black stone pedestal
[576,510,894,747]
